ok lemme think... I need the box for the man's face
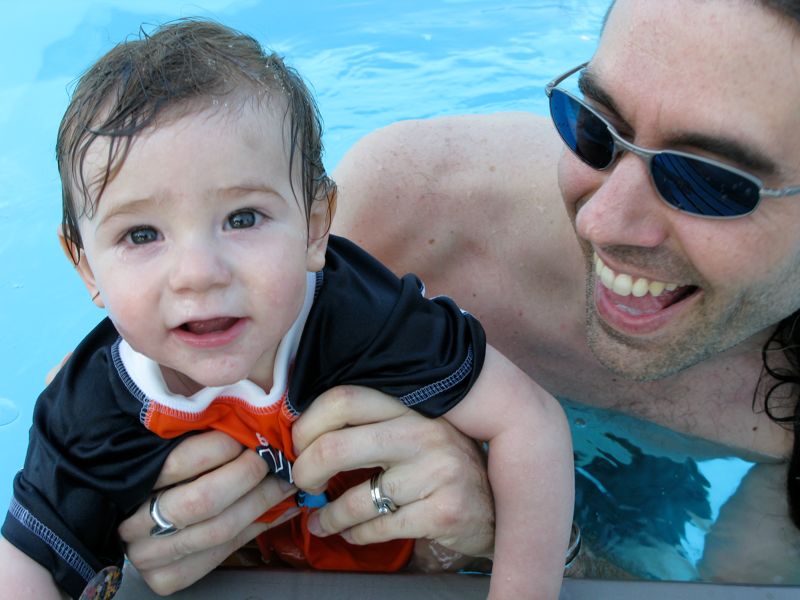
[558,0,800,380]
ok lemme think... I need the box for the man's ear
[306,189,336,272]
[58,225,105,308]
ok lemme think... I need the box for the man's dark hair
[753,0,800,529]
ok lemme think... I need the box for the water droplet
[573,417,586,429]
[0,397,19,426]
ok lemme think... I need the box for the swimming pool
[4,0,795,589]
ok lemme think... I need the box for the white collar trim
[117,271,316,412]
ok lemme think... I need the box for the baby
[0,19,573,599]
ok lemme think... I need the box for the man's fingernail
[277,478,295,493]
[340,529,354,544]
[307,513,323,536]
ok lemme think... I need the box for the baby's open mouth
[180,317,240,335]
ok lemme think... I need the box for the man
[335,0,800,579]
[86,0,800,592]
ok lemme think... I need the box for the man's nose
[574,153,673,250]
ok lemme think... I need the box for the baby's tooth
[665,283,678,291]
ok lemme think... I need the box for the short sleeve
[1,319,181,598]
[289,236,486,417]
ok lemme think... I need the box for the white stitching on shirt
[399,345,474,407]
[8,498,96,583]
[111,337,152,423]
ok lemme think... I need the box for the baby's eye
[227,210,259,229]
[128,227,158,245]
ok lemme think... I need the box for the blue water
[563,400,771,581]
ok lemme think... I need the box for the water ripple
[0,397,19,426]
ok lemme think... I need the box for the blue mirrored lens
[549,89,614,168]
[651,154,760,217]
[548,88,761,218]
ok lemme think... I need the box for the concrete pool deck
[115,566,800,599]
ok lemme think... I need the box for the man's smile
[592,252,700,333]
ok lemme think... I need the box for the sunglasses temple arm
[761,186,800,199]
[544,62,589,96]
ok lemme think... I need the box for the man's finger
[307,464,419,536]
[135,522,266,596]
[292,414,437,491]
[292,385,408,454]
[155,431,248,488]
[123,475,296,570]
[119,447,269,540]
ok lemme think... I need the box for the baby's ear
[305,189,336,272]
[58,225,105,308]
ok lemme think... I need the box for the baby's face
[73,101,328,392]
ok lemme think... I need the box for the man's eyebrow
[577,69,777,177]
[666,132,777,177]
[577,70,624,120]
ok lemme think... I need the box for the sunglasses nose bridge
[604,126,657,172]
[598,130,678,219]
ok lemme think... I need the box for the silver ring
[369,470,398,516]
[149,490,179,537]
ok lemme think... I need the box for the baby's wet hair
[57,18,334,262]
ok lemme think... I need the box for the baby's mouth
[180,317,240,335]
[594,254,697,314]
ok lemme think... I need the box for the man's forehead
[600,0,799,81]
[591,0,800,177]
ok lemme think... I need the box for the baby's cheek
[103,296,144,338]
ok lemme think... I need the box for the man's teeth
[594,254,679,298]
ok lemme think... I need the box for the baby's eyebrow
[94,184,288,230]
[95,196,155,229]
[218,183,285,200]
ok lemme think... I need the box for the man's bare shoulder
[333,112,574,288]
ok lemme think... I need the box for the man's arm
[0,538,66,600]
